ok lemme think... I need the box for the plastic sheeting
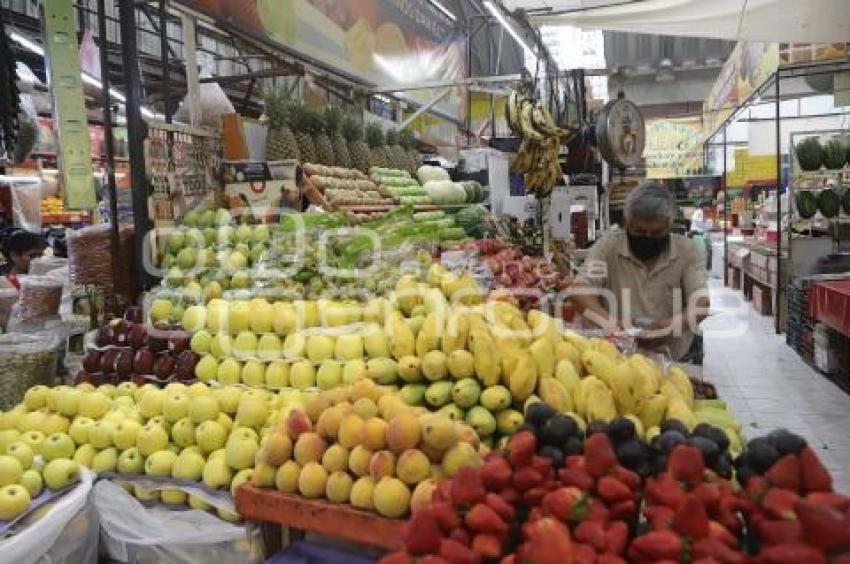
[531,0,850,43]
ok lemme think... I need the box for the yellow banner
[644,117,705,179]
[725,149,777,187]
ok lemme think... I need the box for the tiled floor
[700,280,850,492]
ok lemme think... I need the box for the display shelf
[235,485,405,551]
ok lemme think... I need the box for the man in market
[0,228,45,289]
[572,182,709,361]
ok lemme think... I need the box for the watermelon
[456,204,488,238]
[796,137,824,171]
[818,189,841,218]
[823,140,847,170]
[796,191,819,218]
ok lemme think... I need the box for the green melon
[796,137,824,171]
[796,191,819,219]
[818,189,841,218]
[823,140,847,170]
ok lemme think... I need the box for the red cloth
[5,274,20,291]
[809,278,850,338]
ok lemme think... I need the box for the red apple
[82,351,102,373]
[153,355,175,380]
[128,324,148,350]
[132,374,148,387]
[74,371,93,385]
[114,349,135,378]
[148,322,171,353]
[94,326,113,348]
[99,349,119,373]
[133,348,155,375]
[169,332,191,354]
[174,350,199,381]
[110,319,129,346]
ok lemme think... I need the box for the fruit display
[263,89,300,162]
[251,378,484,519]
[304,164,394,206]
[817,188,841,218]
[79,311,199,387]
[506,87,568,199]
[796,191,819,219]
[371,167,431,205]
[796,137,825,171]
[40,197,64,216]
[823,139,848,170]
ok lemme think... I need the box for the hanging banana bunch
[506,89,568,199]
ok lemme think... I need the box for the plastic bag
[94,480,264,564]
[29,256,68,276]
[0,332,61,408]
[173,73,235,129]
[9,178,42,231]
[0,469,97,564]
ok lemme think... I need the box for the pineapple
[291,103,317,165]
[324,107,350,168]
[263,89,299,161]
[313,110,335,166]
[344,115,370,174]
[385,129,407,171]
[365,123,389,170]
[399,128,419,175]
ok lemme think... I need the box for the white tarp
[531,0,850,43]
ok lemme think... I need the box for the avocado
[525,402,556,427]
[541,414,579,447]
[767,429,807,456]
[661,419,689,436]
[693,423,730,452]
[747,438,780,473]
[564,436,583,456]
[608,417,637,443]
[586,420,610,437]
[689,436,721,463]
[616,438,647,469]
[657,430,688,453]
[538,445,565,469]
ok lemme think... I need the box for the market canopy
[530,0,850,43]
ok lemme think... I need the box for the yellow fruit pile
[255,378,483,518]
[40,197,64,215]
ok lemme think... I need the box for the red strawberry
[668,445,705,484]
[559,468,594,492]
[754,519,802,545]
[806,491,850,511]
[530,455,553,479]
[480,457,513,491]
[485,493,516,523]
[500,487,520,506]
[765,454,802,492]
[799,447,833,493]
[523,487,547,507]
[604,521,629,555]
[745,476,770,503]
[611,465,641,492]
[597,476,633,504]
[646,474,686,509]
[403,509,443,555]
[707,521,738,548]
[585,434,617,478]
[520,517,575,564]
[431,502,462,533]
[794,498,850,552]
[575,519,607,552]
[513,467,544,493]
[506,430,537,469]
[542,487,588,523]
[449,528,471,547]
[434,480,453,504]
[598,556,626,564]
[472,534,502,560]
[693,482,722,514]
[673,494,710,540]
[438,538,476,564]
[378,552,414,564]
[452,467,487,507]
[466,503,508,536]
[761,489,800,520]
[645,505,675,530]
[565,455,586,470]
[627,530,684,561]
[610,499,636,522]
[572,542,596,564]
[691,538,747,563]
[754,542,827,563]
[585,497,611,523]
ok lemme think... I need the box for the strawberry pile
[632,444,748,563]
[738,441,850,563]
[380,429,642,563]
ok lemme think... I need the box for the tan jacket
[578,231,708,359]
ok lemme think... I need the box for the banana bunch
[506,90,567,199]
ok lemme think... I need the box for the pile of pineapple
[263,88,420,175]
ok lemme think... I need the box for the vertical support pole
[180,11,201,128]
[158,0,171,123]
[97,0,121,300]
[117,0,151,292]
[774,75,782,335]
[722,128,728,287]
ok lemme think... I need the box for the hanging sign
[644,117,705,179]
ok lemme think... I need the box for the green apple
[20,431,44,454]
[233,331,258,360]
[230,468,253,496]
[115,381,138,398]
[117,447,145,474]
[112,396,135,409]
[306,335,335,363]
[189,395,219,424]
[0,455,23,486]
[228,302,251,335]
[92,447,119,473]
[212,387,242,415]
[217,359,242,385]
[265,362,289,388]
[171,418,196,448]
[195,420,227,454]
[201,457,233,490]
[273,303,297,335]
[241,360,265,387]
[78,392,110,419]
[227,251,248,271]
[145,450,177,477]
[73,444,97,468]
[41,413,71,436]
[138,389,165,419]
[224,428,260,471]
[283,333,307,359]
[113,420,141,450]
[56,389,82,418]
[42,433,76,462]
[186,382,211,398]
[147,416,171,434]
[289,361,316,389]
[162,393,190,424]
[45,386,68,412]
[172,450,206,481]
[194,355,219,382]
[136,423,170,457]
[0,484,30,520]
[182,305,207,332]
[190,330,213,355]
[256,334,283,361]
[150,298,174,323]
[87,421,116,450]
[0,411,21,432]
[97,384,117,398]
[235,395,268,430]
[164,382,187,394]
[18,469,42,498]
[42,458,81,490]
[317,360,343,390]
[6,442,33,470]
[249,300,274,335]
[23,385,49,411]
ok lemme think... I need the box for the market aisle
[702,280,850,491]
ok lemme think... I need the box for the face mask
[627,232,670,261]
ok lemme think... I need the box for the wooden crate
[752,285,773,316]
[235,485,405,551]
